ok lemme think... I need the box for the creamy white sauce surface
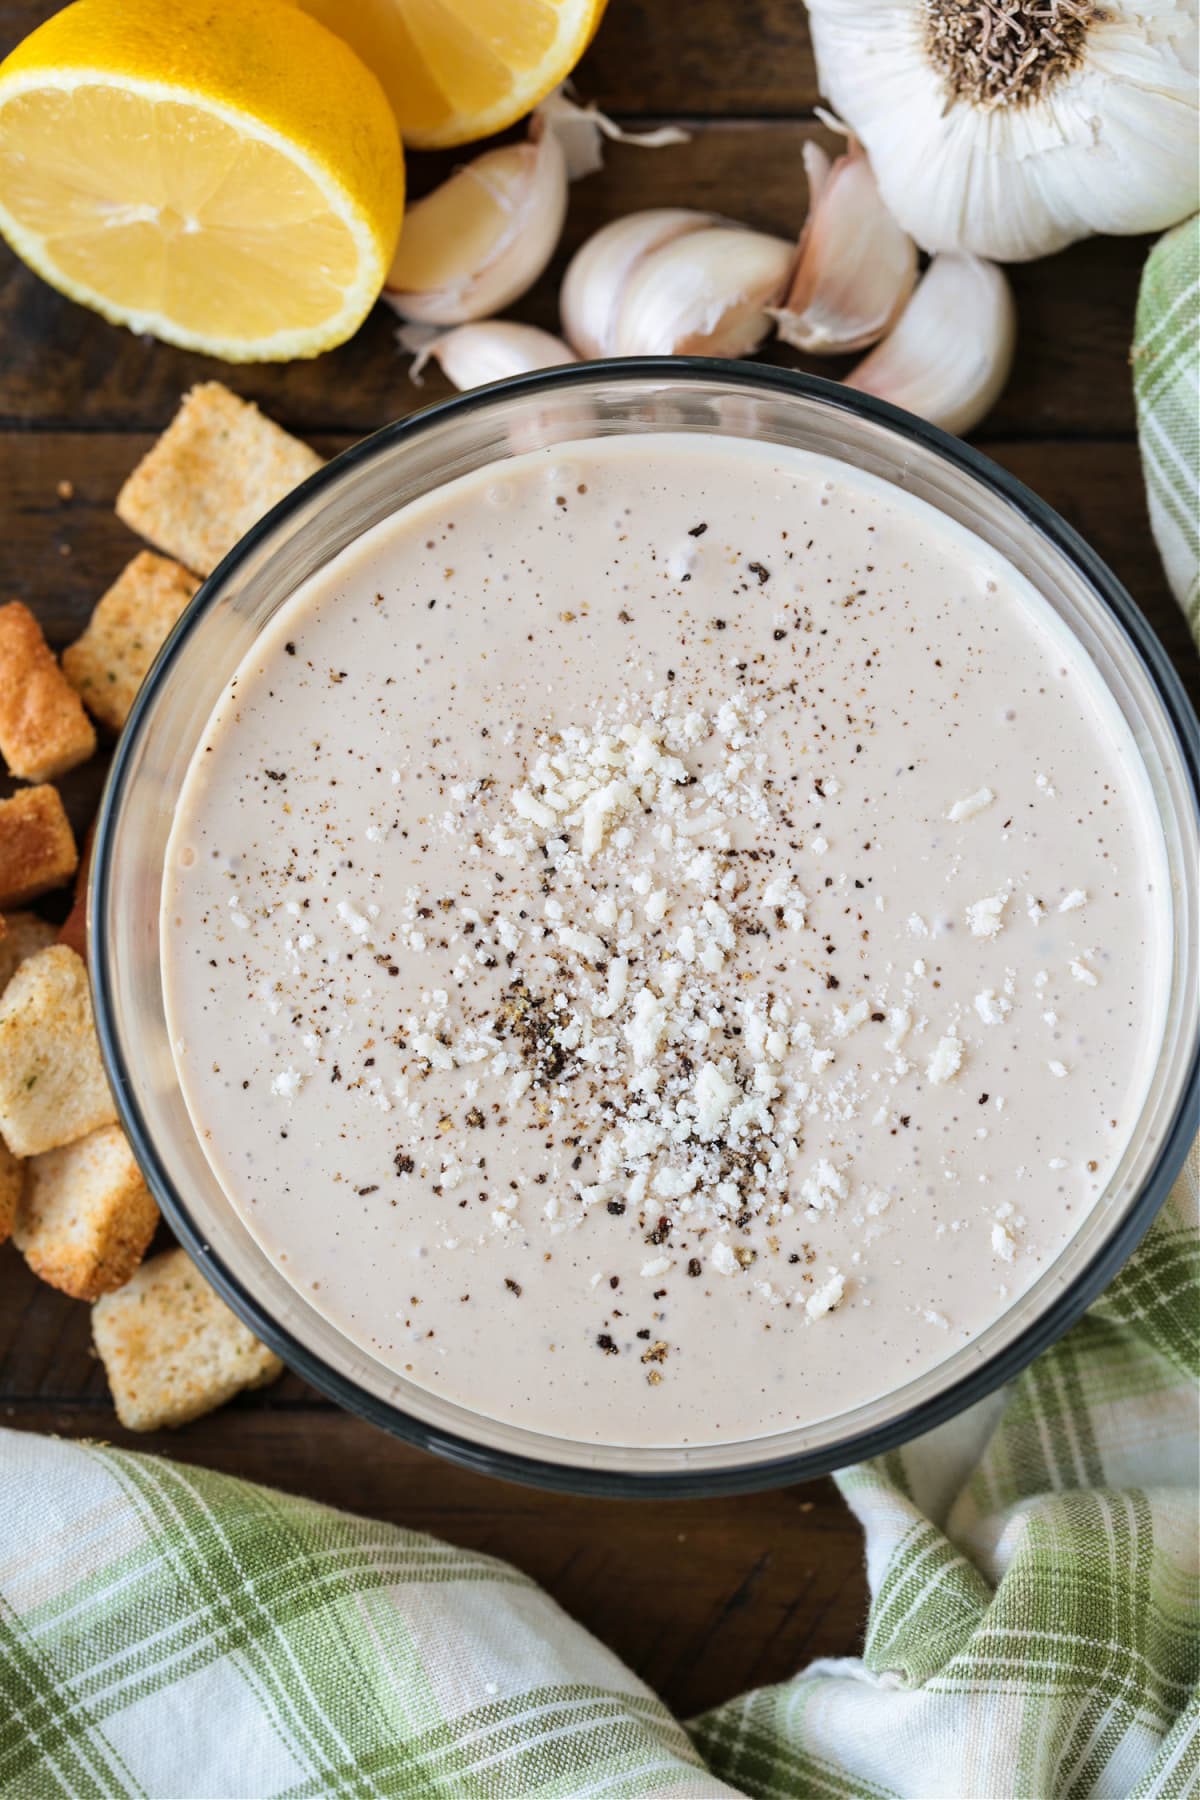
[162,435,1167,1446]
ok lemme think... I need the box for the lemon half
[300,0,608,149]
[0,0,404,361]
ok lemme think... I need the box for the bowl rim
[91,357,1200,1497]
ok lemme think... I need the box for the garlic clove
[772,136,917,355]
[560,209,718,358]
[844,252,1016,437]
[384,126,568,326]
[611,226,795,358]
[800,139,832,210]
[399,321,577,390]
[384,89,690,331]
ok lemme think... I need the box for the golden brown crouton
[0,786,78,907]
[116,384,323,577]
[0,601,97,781]
[14,1122,158,1299]
[0,911,57,994]
[0,944,115,1156]
[62,553,199,732]
[92,1248,283,1431]
[0,1136,20,1244]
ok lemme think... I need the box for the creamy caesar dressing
[161,435,1168,1446]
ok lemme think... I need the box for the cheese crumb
[974,989,1012,1026]
[967,893,1008,938]
[947,787,994,823]
[805,1269,845,1319]
[336,900,371,938]
[640,1255,672,1279]
[1058,889,1087,913]
[927,1036,964,1085]
[991,1222,1016,1262]
[694,1062,741,1138]
[832,999,869,1038]
[800,1159,847,1212]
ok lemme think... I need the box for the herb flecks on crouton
[15,1123,158,1299]
[92,1248,283,1431]
[0,787,78,908]
[0,945,115,1156]
[0,601,96,781]
[116,383,323,578]
[63,552,199,732]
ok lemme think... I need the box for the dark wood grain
[0,0,1194,1729]
[0,131,1149,440]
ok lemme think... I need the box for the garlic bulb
[773,136,917,354]
[561,210,718,357]
[399,321,577,389]
[384,127,568,326]
[807,0,1199,261]
[845,253,1016,437]
[610,226,795,357]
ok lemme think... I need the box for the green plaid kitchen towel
[1,1152,1195,1800]
[1134,215,1200,632]
[3,230,1198,1800]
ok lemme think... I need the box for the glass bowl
[90,361,1200,1496]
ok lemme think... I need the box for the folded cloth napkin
[1,1152,1193,1800]
[1133,215,1199,631]
[3,231,1197,1800]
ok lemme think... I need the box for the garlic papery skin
[400,321,578,390]
[844,253,1016,437]
[611,226,794,358]
[807,0,1199,262]
[772,137,917,354]
[560,210,718,357]
[536,89,690,181]
[384,128,568,326]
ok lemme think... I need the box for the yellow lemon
[0,0,404,361]
[300,0,608,149]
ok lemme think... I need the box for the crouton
[92,1248,283,1431]
[0,911,57,993]
[14,1122,158,1299]
[62,552,199,732]
[0,786,78,907]
[0,1136,20,1244]
[116,384,323,577]
[0,944,115,1156]
[0,601,96,781]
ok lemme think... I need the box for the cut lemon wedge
[300,0,608,149]
[0,0,404,361]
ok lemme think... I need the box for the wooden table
[1,0,1194,1724]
